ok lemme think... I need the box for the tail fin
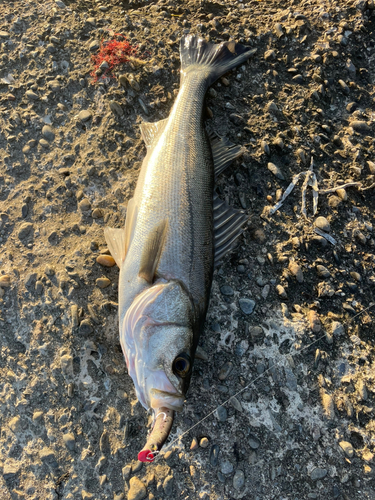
[180,35,256,86]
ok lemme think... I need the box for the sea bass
[104,35,256,462]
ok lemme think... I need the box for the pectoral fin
[213,193,247,266]
[140,119,168,147]
[139,220,169,283]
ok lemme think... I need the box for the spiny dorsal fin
[213,193,247,267]
[104,227,126,268]
[208,131,245,179]
[139,219,169,283]
[140,118,168,147]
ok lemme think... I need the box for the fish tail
[180,35,256,86]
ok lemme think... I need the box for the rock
[63,433,76,451]
[26,89,39,100]
[233,469,245,490]
[210,444,220,466]
[218,361,233,380]
[215,406,227,422]
[79,319,93,335]
[351,121,371,133]
[321,390,335,419]
[310,467,328,481]
[42,125,55,142]
[163,475,174,496]
[239,298,256,314]
[264,49,276,61]
[0,275,11,287]
[40,448,58,468]
[96,255,116,267]
[314,216,330,233]
[249,435,261,450]
[267,162,285,180]
[292,74,303,84]
[128,477,147,500]
[316,265,330,278]
[200,437,209,448]
[261,140,270,155]
[92,208,103,219]
[338,80,349,95]
[221,460,234,474]
[3,463,19,480]
[288,261,303,283]
[308,310,321,333]
[60,354,73,377]
[220,285,234,296]
[110,100,124,116]
[190,437,199,450]
[9,416,21,433]
[78,110,92,122]
[332,321,344,336]
[339,441,354,458]
[89,40,100,51]
[18,222,34,241]
[122,464,132,480]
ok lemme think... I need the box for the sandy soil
[0,0,374,499]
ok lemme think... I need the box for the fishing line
[159,302,375,457]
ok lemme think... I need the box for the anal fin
[104,227,126,268]
[139,220,169,283]
[214,193,247,266]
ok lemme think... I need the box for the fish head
[121,280,195,412]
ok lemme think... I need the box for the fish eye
[172,353,191,378]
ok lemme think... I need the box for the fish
[104,35,256,462]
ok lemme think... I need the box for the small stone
[267,162,285,180]
[288,261,303,283]
[39,138,50,148]
[229,396,242,412]
[308,310,321,333]
[78,110,92,122]
[266,101,279,113]
[190,437,199,450]
[238,298,256,315]
[163,475,174,496]
[3,463,19,480]
[248,435,260,450]
[338,80,349,95]
[292,74,303,84]
[9,416,21,433]
[351,121,371,133]
[210,444,220,466]
[249,326,264,343]
[18,222,34,241]
[131,461,143,473]
[321,390,335,419]
[264,49,276,61]
[89,40,100,51]
[350,271,361,282]
[63,433,76,451]
[92,208,103,219]
[96,255,116,267]
[261,140,270,155]
[220,285,234,296]
[33,411,43,422]
[128,477,147,500]
[110,100,124,116]
[0,275,11,287]
[60,355,73,377]
[276,284,287,298]
[314,216,330,233]
[310,467,328,481]
[328,196,342,208]
[122,464,132,481]
[233,469,245,490]
[339,441,354,458]
[218,361,233,380]
[79,199,91,211]
[42,125,55,142]
[79,319,93,335]
[26,90,39,100]
[221,460,234,475]
[96,277,111,288]
[215,406,227,422]
[40,448,58,468]
[200,437,209,448]
[316,265,330,278]
[336,188,347,200]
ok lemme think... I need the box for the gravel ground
[0,0,375,499]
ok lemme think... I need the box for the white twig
[319,182,361,194]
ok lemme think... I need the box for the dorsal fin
[139,219,169,283]
[213,193,247,266]
[140,118,168,147]
[208,131,245,179]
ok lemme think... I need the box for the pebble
[351,121,371,133]
[331,321,344,336]
[336,188,347,200]
[39,138,50,148]
[96,277,111,288]
[89,40,100,51]
[264,49,276,61]
[92,208,103,219]
[9,416,21,433]
[215,406,227,422]
[110,100,124,116]
[218,361,233,380]
[248,435,261,450]
[79,198,91,212]
[288,261,303,283]
[338,80,349,95]
[78,110,92,122]
[220,285,234,296]
[239,298,256,315]
[60,354,73,377]
[200,437,209,448]
[79,319,94,335]
[63,432,76,451]
[42,125,55,142]
[233,469,245,490]
[249,326,264,343]
[190,437,199,450]
[96,255,116,267]
[0,275,11,287]
[230,396,242,412]
[127,477,147,500]
[316,265,330,278]
[221,460,234,475]
[163,475,174,496]
[267,162,285,180]
[350,271,361,282]
[308,310,321,333]
[314,216,330,233]
[276,284,287,298]
[261,140,270,155]
[26,89,39,100]
[310,467,328,481]
[339,441,354,458]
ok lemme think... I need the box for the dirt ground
[0,0,375,499]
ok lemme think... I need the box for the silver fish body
[104,35,256,460]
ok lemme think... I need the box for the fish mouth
[149,388,184,411]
